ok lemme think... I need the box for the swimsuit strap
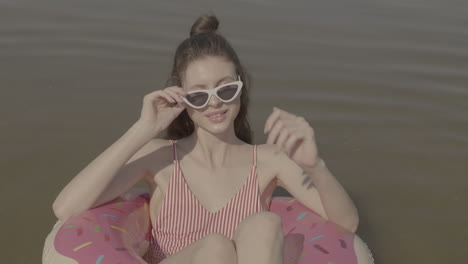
[170,139,178,161]
[253,144,257,167]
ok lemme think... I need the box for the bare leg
[191,233,238,264]
[147,233,237,264]
[232,212,284,264]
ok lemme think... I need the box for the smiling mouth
[206,110,228,117]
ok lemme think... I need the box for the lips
[206,109,228,117]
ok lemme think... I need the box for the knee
[193,233,237,263]
[251,211,282,230]
[256,212,283,232]
[234,212,283,241]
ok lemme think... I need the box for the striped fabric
[147,140,265,263]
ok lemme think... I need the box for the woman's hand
[264,107,320,169]
[137,86,188,136]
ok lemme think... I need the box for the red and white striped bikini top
[148,140,265,262]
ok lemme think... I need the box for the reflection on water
[1,0,467,263]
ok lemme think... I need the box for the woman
[52,13,367,264]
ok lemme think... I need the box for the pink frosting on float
[54,188,151,264]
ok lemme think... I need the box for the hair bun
[190,13,219,37]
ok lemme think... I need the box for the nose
[207,93,222,107]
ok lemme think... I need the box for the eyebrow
[188,76,235,90]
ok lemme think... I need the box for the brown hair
[160,12,254,144]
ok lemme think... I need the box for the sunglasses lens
[186,92,208,107]
[217,85,239,101]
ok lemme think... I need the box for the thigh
[157,233,235,264]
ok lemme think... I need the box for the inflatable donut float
[273,197,361,264]
[43,187,373,264]
[43,187,152,264]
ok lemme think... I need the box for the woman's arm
[274,147,359,232]
[52,121,159,221]
[301,158,359,232]
[263,107,359,232]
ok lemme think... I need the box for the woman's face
[181,56,241,135]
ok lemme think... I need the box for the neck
[182,125,243,169]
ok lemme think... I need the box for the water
[1,0,467,263]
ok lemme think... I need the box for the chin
[202,118,232,134]
[205,123,232,135]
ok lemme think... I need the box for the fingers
[275,126,289,148]
[266,118,283,145]
[166,86,188,97]
[160,91,177,104]
[264,107,281,134]
[283,129,305,152]
[264,107,310,150]
[164,88,185,106]
[264,107,297,133]
[144,86,187,106]
[144,90,174,105]
[266,118,298,145]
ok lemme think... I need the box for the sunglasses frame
[180,75,243,109]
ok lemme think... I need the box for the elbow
[52,202,65,221]
[348,216,359,233]
[347,211,359,233]
[338,216,358,233]
[336,209,359,233]
[53,200,91,222]
[329,214,359,233]
[52,201,72,222]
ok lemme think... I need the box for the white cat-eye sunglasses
[179,75,243,109]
